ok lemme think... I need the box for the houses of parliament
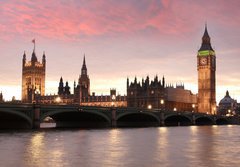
[20,26,217,114]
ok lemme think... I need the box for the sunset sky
[0,0,240,103]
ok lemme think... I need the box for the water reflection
[29,132,44,159]
[0,126,240,167]
[157,127,169,165]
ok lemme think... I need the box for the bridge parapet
[0,103,238,129]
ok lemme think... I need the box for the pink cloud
[1,0,240,42]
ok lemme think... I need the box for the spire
[81,54,87,75]
[203,23,210,39]
[83,54,86,66]
[162,75,165,87]
[23,51,26,60]
[225,90,230,97]
[199,24,214,51]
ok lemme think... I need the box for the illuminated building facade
[127,76,197,111]
[21,48,46,103]
[197,26,216,114]
[39,56,127,107]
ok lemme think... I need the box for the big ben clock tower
[197,25,216,114]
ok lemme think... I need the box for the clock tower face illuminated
[197,26,216,114]
[200,57,207,65]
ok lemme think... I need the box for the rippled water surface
[0,125,239,167]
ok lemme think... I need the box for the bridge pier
[192,113,196,125]
[213,116,217,125]
[111,108,117,127]
[32,104,40,129]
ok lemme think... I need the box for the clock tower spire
[197,25,216,114]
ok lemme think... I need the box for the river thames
[0,125,239,167]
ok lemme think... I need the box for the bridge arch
[0,109,32,129]
[216,117,229,125]
[195,116,214,125]
[41,109,111,128]
[116,112,160,127]
[164,114,192,126]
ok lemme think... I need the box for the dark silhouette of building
[21,45,46,103]
[218,91,238,116]
[127,76,197,111]
[39,56,126,106]
[58,77,70,95]
[197,25,216,114]
[0,92,3,102]
[73,55,90,103]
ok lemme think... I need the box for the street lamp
[160,99,164,105]
[148,104,152,110]
[160,99,165,112]
[55,96,61,103]
[192,104,195,113]
[173,107,177,112]
[213,107,216,115]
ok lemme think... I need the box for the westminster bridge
[0,103,239,129]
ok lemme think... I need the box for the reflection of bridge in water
[0,103,238,129]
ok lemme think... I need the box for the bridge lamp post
[111,95,116,107]
[173,107,177,112]
[34,89,40,104]
[148,104,152,110]
[213,107,216,115]
[160,99,165,112]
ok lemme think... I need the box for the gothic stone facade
[22,50,46,103]
[197,26,216,114]
[127,76,197,111]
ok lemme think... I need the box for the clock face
[200,57,207,65]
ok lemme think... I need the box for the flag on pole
[32,39,36,52]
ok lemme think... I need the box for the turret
[22,51,26,65]
[74,81,76,88]
[134,76,137,84]
[146,76,149,86]
[65,81,70,95]
[42,51,46,66]
[162,76,165,87]
[0,91,3,102]
[58,77,64,95]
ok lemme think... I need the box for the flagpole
[32,39,35,52]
